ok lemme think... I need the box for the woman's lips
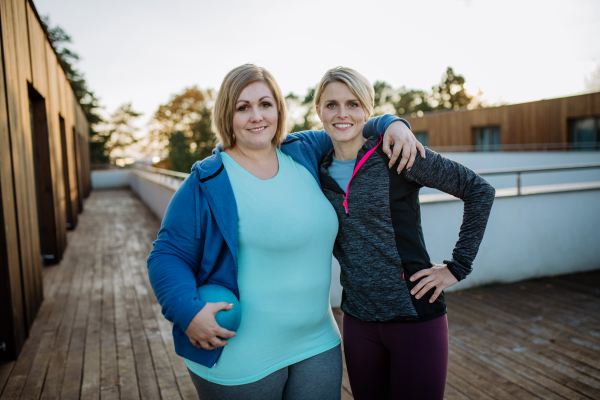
[247,126,267,133]
[333,123,353,131]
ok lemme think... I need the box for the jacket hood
[191,144,225,181]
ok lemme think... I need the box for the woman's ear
[315,104,322,121]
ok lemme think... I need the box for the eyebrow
[324,98,360,103]
[236,96,274,105]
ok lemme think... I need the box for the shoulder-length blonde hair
[314,66,374,120]
[213,64,288,149]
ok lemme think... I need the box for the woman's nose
[250,107,263,122]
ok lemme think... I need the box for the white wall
[421,151,600,194]
[92,156,600,307]
[91,170,130,189]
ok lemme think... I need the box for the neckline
[221,148,283,182]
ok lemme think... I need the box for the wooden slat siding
[27,1,65,263]
[0,15,27,362]
[0,0,43,340]
[402,92,600,149]
[43,42,66,257]
[54,68,75,229]
[25,2,46,98]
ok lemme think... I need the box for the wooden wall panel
[403,92,600,150]
[45,42,67,252]
[0,0,43,333]
[0,19,26,361]
[26,1,47,97]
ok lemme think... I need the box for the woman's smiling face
[316,81,367,145]
[232,81,278,150]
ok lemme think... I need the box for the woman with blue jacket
[147,64,422,400]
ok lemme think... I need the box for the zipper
[343,134,383,216]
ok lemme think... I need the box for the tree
[430,67,473,111]
[41,16,107,163]
[97,103,142,158]
[148,87,216,172]
[585,62,600,93]
[285,87,321,133]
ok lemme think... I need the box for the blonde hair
[213,64,288,149]
[314,66,374,120]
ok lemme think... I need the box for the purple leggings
[343,313,449,400]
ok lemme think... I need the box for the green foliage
[430,67,473,110]
[149,87,216,173]
[285,86,321,133]
[96,103,143,157]
[41,15,107,163]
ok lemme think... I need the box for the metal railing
[125,161,600,196]
[130,164,190,191]
[475,162,600,195]
[429,142,600,153]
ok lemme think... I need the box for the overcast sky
[34,0,600,139]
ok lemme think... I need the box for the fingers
[216,327,236,339]
[410,268,430,282]
[383,135,393,161]
[411,274,433,295]
[396,143,411,173]
[430,287,443,303]
[406,145,417,170]
[389,142,402,169]
[415,281,436,299]
[211,301,234,314]
[416,141,426,158]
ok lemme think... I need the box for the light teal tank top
[185,148,340,385]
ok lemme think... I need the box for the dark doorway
[28,85,60,264]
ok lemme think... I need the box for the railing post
[517,172,521,195]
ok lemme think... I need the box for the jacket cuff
[444,259,471,282]
[170,296,206,332]
[380,115,411,132]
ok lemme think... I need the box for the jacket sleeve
[286,115,411,161]
[147,178,207,332]
[403,149,495,281]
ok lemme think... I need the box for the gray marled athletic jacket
[319,136,495,322]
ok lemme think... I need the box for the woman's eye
[349,103,359,108]
[261,102,272,108]
[327,103,336,108]
[237,105,248,112]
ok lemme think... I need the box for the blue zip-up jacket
[147,115,408,367]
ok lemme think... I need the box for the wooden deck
[1,189,599,399]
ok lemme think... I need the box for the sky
[34,0,600,150]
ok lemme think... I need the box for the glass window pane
[415,132,428,147]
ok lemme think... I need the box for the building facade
[0,0,90,361]
[403,92,600,152]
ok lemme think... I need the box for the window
[414,132,428,147]
[474,126,501,151]
[569,117,600,151]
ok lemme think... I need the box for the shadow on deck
[1,189,599,399]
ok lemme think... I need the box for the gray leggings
[187,344,342,400]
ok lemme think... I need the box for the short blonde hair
[213,64,288,149]
[314,67,374,120]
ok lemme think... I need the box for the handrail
[130,164,190,179]
[475,162,600,195]
[128,162,600,196]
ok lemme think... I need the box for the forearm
[404,149,495,280]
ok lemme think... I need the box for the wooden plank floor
[1,189,599,399]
